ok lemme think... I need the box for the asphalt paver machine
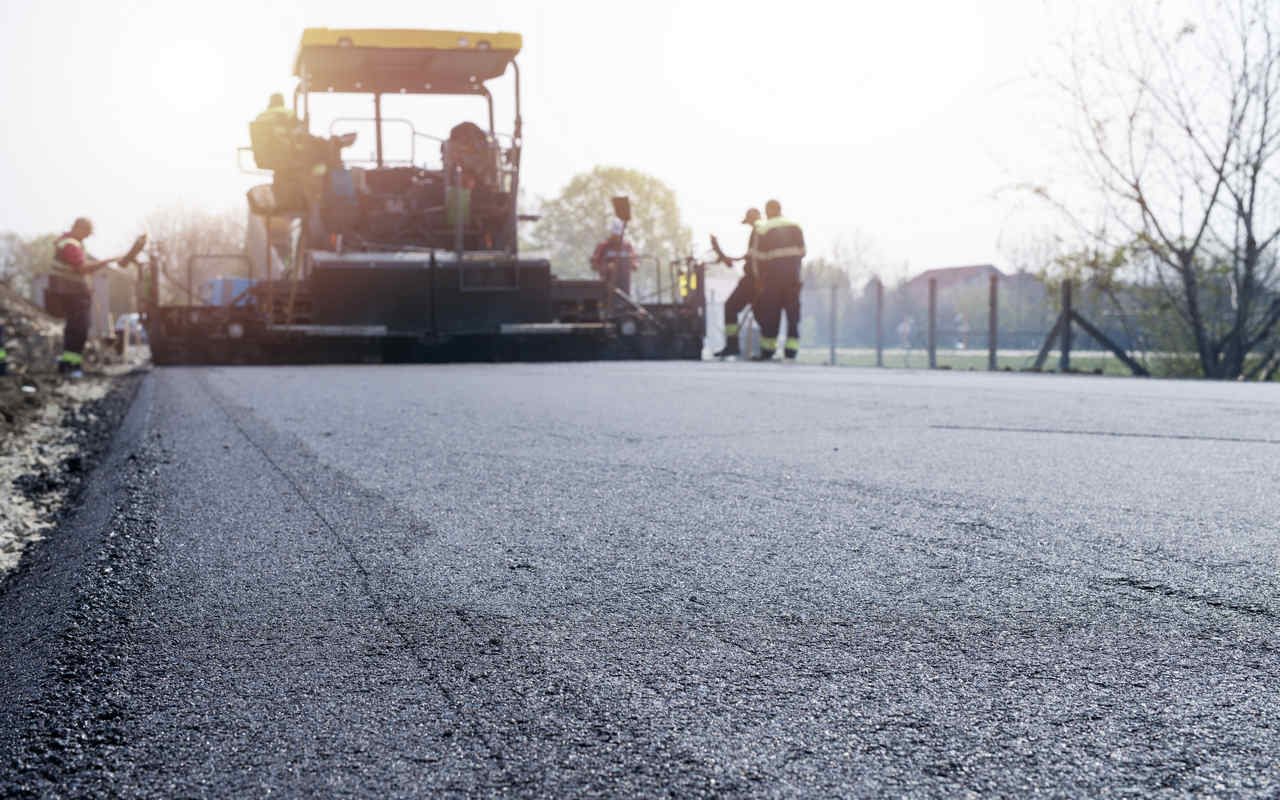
[147,29,705,364]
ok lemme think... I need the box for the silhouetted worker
[254,93,297,143]
[251,93,356,212]
[714,207,761,359]
[49,218,116,377]
[750,199,806,360]
[591,219,638,296]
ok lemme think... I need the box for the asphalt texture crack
[1100,576,1274,618]
[930,423,1280,445]
[197,371,512,776]
[1,364,1277,797]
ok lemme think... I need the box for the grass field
[785,347,1280,379]
[791,347,1142,376]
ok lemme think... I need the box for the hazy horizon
[2,0,1153,279]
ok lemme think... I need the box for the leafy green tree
[532,166,692,299]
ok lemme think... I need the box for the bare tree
[1059,0,1280,378]
[144,204,247,304]
[0,233,42,299]
[827,232,884,289]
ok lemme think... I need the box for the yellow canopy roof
[294,28,523,94]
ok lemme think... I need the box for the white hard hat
[608,219,624,236]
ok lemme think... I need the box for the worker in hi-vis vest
[749,199,806,360]
[50,217,116,376]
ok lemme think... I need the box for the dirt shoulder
[0,372,143,579]
[1,280,150,576]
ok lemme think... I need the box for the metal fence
[704,274,1158,375]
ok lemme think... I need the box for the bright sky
[1,0,1124,277]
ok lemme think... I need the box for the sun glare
[146,39,230,116]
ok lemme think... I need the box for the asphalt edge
[0,371,156,794]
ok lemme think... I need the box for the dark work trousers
[723,275,755,327]
[61,285,92,356]
[784,282,801,342]
[614,265,632,297]
[754,263,801,347]
[599,263,632,297]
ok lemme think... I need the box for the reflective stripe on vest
[255,107,295,125]
[751,217,806,264]
[755,216,800,233]
[756,246,805,262]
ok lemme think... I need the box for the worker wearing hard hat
[714,207,761,358]
[49,218,116,377]
[591,218,638,296]
[749,199,806,360]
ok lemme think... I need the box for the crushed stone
[0,378,110,575]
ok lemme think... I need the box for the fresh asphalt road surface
[3,363,1279,797]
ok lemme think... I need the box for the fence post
[828,284,837,366]
[927,278,937,369]
[988,273,998,371]
[875,279,884,367]
[1060,279,1072,372]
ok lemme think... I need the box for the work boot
[751,349,776,361]
[57,352,84,377]
[713,339,740,359]
[784,337,799,361]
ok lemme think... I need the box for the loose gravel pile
[0,283,63,377]
[0,378,109,575]
[0,374,146,578]
[1,282,143,577]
